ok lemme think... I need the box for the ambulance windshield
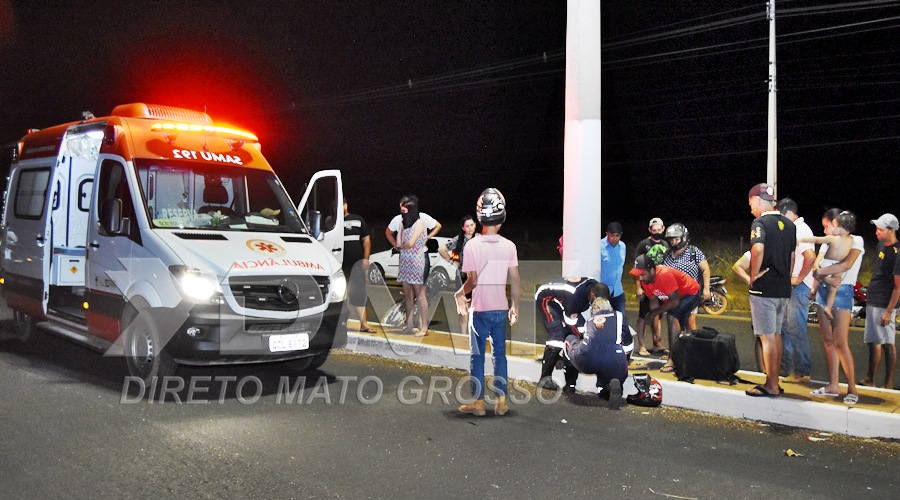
[135,161,306,233]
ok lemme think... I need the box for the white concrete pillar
[562,0,602,279]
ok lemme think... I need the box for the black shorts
[639,296,651,319]
[460,271,472,300]
[345,265,367,307]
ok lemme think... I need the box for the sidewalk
[345,321,900,440]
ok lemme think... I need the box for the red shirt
[640,266,700,302]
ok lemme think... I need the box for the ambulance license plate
[269,333,309,352]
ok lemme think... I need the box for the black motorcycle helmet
[665,223,690,251]
[476,188,507,226]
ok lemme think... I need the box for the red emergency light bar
[149,122,259,142]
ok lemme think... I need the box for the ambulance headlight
[170,266,221,302]
[329,269,347,303]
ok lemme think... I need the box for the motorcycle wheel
[702,291,728,316]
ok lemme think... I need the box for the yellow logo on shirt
[778,221,785,230]
[880,251,885,260]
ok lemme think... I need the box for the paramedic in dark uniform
[564,285,633,408]
[535,277,604,392]
[342,198,373,332]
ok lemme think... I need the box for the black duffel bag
[671,326,741,384]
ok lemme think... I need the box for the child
[800,211,856,320]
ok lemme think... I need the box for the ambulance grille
[228,275,329,312]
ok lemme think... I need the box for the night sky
[0,1,897,246]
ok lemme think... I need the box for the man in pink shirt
[454,188,521,416]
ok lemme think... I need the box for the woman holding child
[807,208,864,404]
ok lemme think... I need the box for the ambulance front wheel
[124,310,176,384]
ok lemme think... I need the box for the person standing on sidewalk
[861,213,900,389]
[776,198,817,383]
[455,188,520,417]
[600,222,627,315]
[342,198,373,333]
[745,183,796,398]
[634,218,669,356]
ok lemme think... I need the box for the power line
[606,114,900,145]
[601,4,762,43]
[611,98,900,128]
[602,1,900,52]
[603,16,900,69]
[602,135,899,166]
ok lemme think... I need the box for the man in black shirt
[342,199,372,332]
[633,218,669,356]
[862,213,900,389]
[746,183,796,398]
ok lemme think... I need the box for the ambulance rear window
[14,168,51,219]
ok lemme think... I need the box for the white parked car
[367,236,458,291]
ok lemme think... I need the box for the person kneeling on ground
[563,286,634,409]
[535,277,604,392]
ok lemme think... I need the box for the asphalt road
[2,317,899,499]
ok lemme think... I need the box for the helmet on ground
[664,223,689,251]
[627,373,663,407]
[476,188,506,226]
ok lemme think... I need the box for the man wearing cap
[861,213,900,389]
[630,255,700,373]
[776,198,817,384]
[633,218,669,356]
[600,222,627,315]
[746,183,796,398]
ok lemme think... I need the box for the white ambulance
[0,103,348,384]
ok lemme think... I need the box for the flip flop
[745,385,778,397]
[810,387,839,397]
[358,327,375,333]
[649,348,670,356]
[843,393,859,405]
[638,348,651,357]
[660,365,675,373]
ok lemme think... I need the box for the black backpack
[671,326,741,384]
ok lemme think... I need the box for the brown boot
[494,396,508,416]
[458,400,485,416]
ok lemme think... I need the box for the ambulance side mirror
[100,198,129,236]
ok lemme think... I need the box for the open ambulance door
[3,161,56,318]
[297,170,344,265]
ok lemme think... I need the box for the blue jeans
[780,282,811,377]
[469,310,508,400]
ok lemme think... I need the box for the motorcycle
[702,275,728,315]
[807,281,866,324]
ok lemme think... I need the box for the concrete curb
[345,333,900,440]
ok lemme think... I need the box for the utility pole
[562,0,602,279]
[766,0,777,196]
